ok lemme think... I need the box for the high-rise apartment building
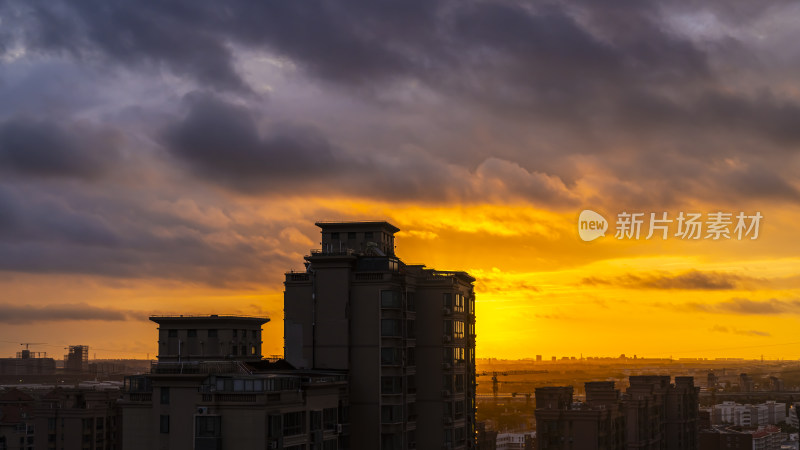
[284,221,477,450]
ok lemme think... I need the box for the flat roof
[315,221,400,233]
[149,315,269,324]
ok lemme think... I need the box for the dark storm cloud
[163,92,337,190]
[0,184,299,286]
[5,0,800,166]
[582,270,750,290]
[162,92,580,205]
[0,302,133,323]
[0,117,120,180]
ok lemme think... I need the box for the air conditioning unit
[443,307,452,315]
[268,442,279,449]
[197,407,208,415]
[442,335,452,343]
[336,424,343,433]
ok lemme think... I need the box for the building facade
[284,221,477,450]
[119,315,349,450]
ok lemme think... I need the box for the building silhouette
[535,376,699,449]
[284,221,477,449]
[120,315,349,450]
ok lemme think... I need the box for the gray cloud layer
[0,302,135,324]
[583,270,751,290]
[0,0,797,281]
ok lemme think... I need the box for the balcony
[285,272,310,282]
[127,393,152,402]
[355,272,386,281]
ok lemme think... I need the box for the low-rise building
[119,315,349,450]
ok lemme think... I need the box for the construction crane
[18,342,48,358]
[19,342,46,349]
[477,370,548,401]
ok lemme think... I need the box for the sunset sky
[1,0,799,360]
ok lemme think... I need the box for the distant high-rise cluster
[535,376,700,449]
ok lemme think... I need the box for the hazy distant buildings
[535,376,699,449]
[739,373,755,393]
[710,401,786,427]
[64,345,90,374]
[0,348,55,379]
[284,221,477,449]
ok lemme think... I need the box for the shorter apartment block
[119,315,349,450]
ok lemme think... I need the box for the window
[454,321,465,339]
[443,428,453,445]
[455,374,465,393]
[380,290,401,309]
[242,330,247,338]
[168,329,177,338]
[407,375,416,394]
[365,231,374,240]
[381,319,402,337]
[195,416,221,438]
[251,346,257,355]
[406,292,415,311]
[443,375,453,390]
[381,433,402,449]
[381,347,401,366]
[160,387,169,405]
[231,345,238,356]
[160,415,170,434]
[381,376,403,394]
[444,320,454,337]
[381,405,403,424]
[331,232,340,240]
[406,347,415,366]
[443,293,452,308]
[455,401,465,419]
[347,232,356,239]
[241,345,247,356]
[455,294,464,312]
[406,320,415,339]
[323,408,337,431]
[188,329,197,338]
[311,411,322,431]
[282,411,305,436]
[323,440,337,450]
[268,415,281,438]
[407,430,416,448]
[455,426,466,443]
[208,329,218,338]
[443,347,453,363]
